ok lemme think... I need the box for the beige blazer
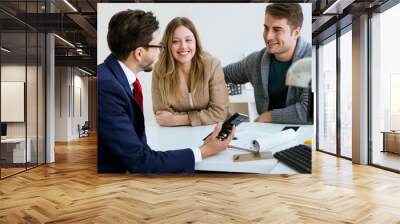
[152,54,230,126]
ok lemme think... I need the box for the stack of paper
[230,129,298,152]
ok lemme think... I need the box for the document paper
[230,129,297,152]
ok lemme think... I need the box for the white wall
[1,65,26,81]
[72,73,89,137]
[55,67,69,141]
[97,3,311,65]
[1,65,35,137]
[1,64,46,164]
[97,3,312,121]
[1,65,26,139]
[54,67,89,141]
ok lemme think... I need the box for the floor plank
[1,135,400,223]
[373,151,400,171]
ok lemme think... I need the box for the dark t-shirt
[268,56,292,110]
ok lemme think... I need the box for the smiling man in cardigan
[224,3,312,124]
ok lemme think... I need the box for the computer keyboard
[273,144,311,173]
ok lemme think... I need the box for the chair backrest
[82,121,90,129]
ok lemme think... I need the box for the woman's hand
[155,110,174,126]
[155,110,190,126]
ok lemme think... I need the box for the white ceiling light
[1,47,11,53]
[323,0,354,14]
[54,34,75,48]
[78,67,92,76]
[63,0,78,12]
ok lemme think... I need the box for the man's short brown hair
[107,9,159,61]
[265,3,303,30]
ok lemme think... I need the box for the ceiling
[0,0,393,75]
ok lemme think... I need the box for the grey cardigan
[223,37,312,124]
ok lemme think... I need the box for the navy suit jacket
[97,55,195,173]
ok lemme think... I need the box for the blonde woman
[152,17,229,126]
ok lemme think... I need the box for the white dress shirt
[118,60,136,92]
[118,61,202,163]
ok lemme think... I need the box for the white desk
[1,138,31,163]
[146,121,313,174]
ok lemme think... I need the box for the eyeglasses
[143,43,166,49]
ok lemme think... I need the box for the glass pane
[340,29,352,158]
[318,37,337,154]
[0,1,46,178]
[371,3,400,171]
[1,30,27,177]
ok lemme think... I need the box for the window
[339,29,352,158]
[0,0,47,179]
[317,36,337,155]
[370,2,400,171]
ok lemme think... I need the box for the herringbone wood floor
[1,135,400,224]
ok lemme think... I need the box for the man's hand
[155,110,189,126]
[200,122,236,159]
[254,111,272,123]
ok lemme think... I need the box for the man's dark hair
[107,9,159,61]
[265,3,303,30]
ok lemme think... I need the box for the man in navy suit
[97,9,235,173]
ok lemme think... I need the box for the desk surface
[146,121,313,174]
[381,131,400,134]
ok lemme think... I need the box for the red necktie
[132,79,143,110]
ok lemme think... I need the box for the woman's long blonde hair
[154,17,205,105]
